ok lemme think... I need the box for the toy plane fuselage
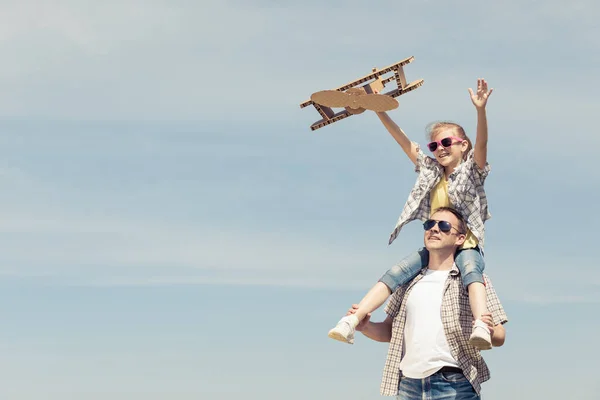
[300,56,424,131]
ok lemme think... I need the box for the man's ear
[455,233,466,247]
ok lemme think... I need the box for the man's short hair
[431,207,467,234]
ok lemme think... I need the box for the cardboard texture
[300,56,424,131]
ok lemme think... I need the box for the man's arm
[491,323,506,347]
[481,274,508,347]
[480,312,506,347]
[358,315,394,343]
[347,284,404,343]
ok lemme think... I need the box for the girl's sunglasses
[423,219,462,234]
[427,136,465,152]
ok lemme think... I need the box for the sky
[0,0,599,399]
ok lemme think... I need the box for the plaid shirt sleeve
[464,148,491,180]
[414,143,436,174]
[384,285,407,318]
[483,274,508,325]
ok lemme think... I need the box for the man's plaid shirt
[388,144,492,249]
[380,265,508,396]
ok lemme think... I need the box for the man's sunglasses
[423,219,463,234]
[427,136,465,152]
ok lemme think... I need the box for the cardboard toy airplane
[300,56,424,131]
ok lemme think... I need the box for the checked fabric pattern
[388,145,492,249]
[380,266,508,396]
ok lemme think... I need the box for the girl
[328,78,494,350]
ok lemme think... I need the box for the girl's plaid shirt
[388,145,492,249]
[380,267,508,396]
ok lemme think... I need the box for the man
[349,207,507,399]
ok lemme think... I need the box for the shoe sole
[469,336,492,350]
[328,329,352,344]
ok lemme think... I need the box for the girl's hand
[468,78,493,109]
[346,304,371,331]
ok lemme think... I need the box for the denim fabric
[455,247,485,287]
[397,369,480,400]
[381,270,507,396]
[379,248,429,291]
[379,247,485,292]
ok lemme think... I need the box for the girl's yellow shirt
[429,174,478,249]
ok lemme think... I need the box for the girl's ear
[460,140,470,160]
[461,139,469,151]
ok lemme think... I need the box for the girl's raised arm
[376,111,419,166]
[468,78,494,170]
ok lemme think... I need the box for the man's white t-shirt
[399,269,460,378]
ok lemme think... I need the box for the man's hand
[476,312,495,337]
[476,312,507,347]
[346,304,371,332]
[346,305,393,343]
[468,78,493,109]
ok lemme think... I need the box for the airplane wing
[357,94,399,112]
[310,90,349,108]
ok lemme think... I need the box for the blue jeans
[379,247,485,291]
[397,369,480,400]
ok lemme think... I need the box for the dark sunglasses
[423,219,463,234]
[427,136,465,152]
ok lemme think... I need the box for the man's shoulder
[481,273,494,284]
[386,277,419,316]
[390,269,427,299]
[390,283,409,300]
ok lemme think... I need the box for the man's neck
[427,250,456,271]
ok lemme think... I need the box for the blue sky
[0,0,598,399]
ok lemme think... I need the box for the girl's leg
[350,282,390,321]
[467,283,488,322]
[328,248,428,344]
[455,248,491,350]
[354,248,429,321]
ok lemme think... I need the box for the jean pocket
[440,371,467,383]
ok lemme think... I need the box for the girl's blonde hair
[426,121,472,161]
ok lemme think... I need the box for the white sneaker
[469,319,492,350]
[328,315,358,344]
